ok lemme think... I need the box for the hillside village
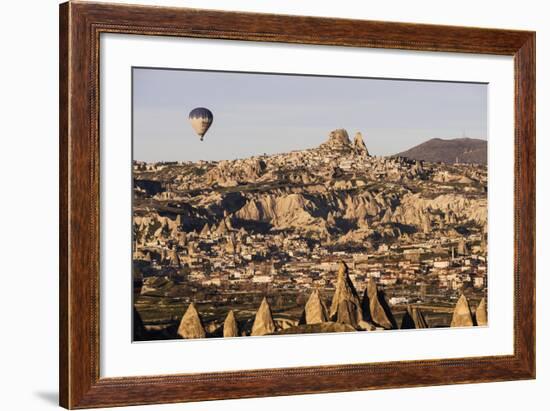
[132,129,488,340]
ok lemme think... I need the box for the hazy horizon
[133,68,487,162]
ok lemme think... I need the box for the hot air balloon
[188,107,213,141]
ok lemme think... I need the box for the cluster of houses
[134,261,487,340]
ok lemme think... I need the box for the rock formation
[234,193,334,237]
[205,158,267,187]
[178,231,188,246]
[320,129,352,150]
[300,289,329,324]
[251,297,276,336]
[133,127,488,342]
[353,132,370,156]
[225,233,237,254]
[457,239,469,256]
[223,310,240,337]
[475,297,487,326]
[177,303,206,339]
[168,248,180,267]
[450,294,474,327]
[400,306,428,329]
[362,277,397,329]
[336,299,360,326]
[215,221,227,236]
[329,261,363,328]
[200,223,211,237]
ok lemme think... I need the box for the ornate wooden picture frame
[59,1,535,408]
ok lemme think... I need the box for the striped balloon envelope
[188,107,213,141]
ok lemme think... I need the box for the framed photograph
[59,2,535,409]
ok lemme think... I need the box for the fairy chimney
[400,305,428,329]
[362,277,397,329]
[450,294,474,327]
[168,248,180,268]
[329,261,362,328]
[251,297,276,336]
[353,132,370,156]
[475,297,488,326]
[223,310,240,337]
[177,303,206,339]
[300,289,329,325]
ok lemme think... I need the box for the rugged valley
[132,129,488,340]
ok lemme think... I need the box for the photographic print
[132,68,488,341]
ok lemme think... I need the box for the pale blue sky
[133,67,487,162]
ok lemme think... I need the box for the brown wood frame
[59,1,536,408]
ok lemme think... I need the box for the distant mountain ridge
[396,138,487,165]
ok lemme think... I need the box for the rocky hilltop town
[132,129,488,340]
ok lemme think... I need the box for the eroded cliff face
[133,129,487,249]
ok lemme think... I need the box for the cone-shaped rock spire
[400,305,428,329]
[251,297,276,336]
[223,310,240,337]
[336,300,359,326]
[168,248,180,267]
[450,294,474,327]
[362,277,397,329]
[216,219,229,235]
[475,297,487,326]
[300,289,329,325]
[353,132,370,156]
[199,223,210,237]
[225,233,238,254]
[177,303,206,339]
[329,261,362,328]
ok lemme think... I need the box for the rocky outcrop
[251,297,276,336]
[167,248,180,267]
[177,303,206,339]
[200,223,211,237]
[234,190,385,237]
[336,299,360,326]
[390,193,487,228]
[341,191,381,220]
[133,127,488,342]
[133,213,184,245]
[450,294,474,327]
[300,289,329,324]
[329,261,362,328]
[353,132,370,156]
[225,233,238,254]
[475,297,487,326]
[400,306,428,329]
[134,129,487,255]
[234,193,329,235]
[223,310,240,337]
[205,158,267,187]
[320,129,352,150]
[362,278,397,329]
